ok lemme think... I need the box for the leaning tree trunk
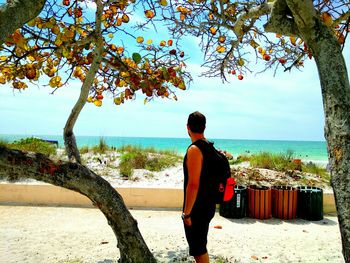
[0,146,157,263]
[264,1,350,261]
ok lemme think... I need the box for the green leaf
[132,53,142,64]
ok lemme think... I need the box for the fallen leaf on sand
[100,241,109,245]
[214,225,222,229]
[251,255,259,260]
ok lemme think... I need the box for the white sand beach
[0,205,344,263]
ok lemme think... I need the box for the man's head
[187,111,206,134]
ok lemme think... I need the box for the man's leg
[194,252,209,263]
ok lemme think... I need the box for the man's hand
[184,217,192,226]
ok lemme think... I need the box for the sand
[0,205,344,263]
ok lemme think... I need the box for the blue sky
[0,3,349,141]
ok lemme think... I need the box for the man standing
[182,111,216,263]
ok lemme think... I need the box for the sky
[0,3,349,141]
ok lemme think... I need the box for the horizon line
[0,133,327,143]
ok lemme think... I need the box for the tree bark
[265,1,350,261]
[308,25,350,263]
[0,0,46,46]
[0,146,157,263]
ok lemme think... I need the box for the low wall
[0,183,336,214]
[0,184,183,209]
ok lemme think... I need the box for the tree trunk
[63,0,104,164]
[264,1,350,261]
[307,25,350,263]
[0,146,157,263]
[0,0,46,46]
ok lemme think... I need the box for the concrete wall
[0,183,336,214]
[0,184,183,209]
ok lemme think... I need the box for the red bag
[223,177,236,202]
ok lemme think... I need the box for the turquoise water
[0,134,328,162]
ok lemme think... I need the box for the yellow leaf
[136,36,144,43]
[94,100,102,107]
[146,39,153,45]
[250,40,259,49]
[160,0,168,6]
[28,55,36,62]
[290,36,296,46]
[216,45,225,53]
[237,58,244,66]
[0,56,7,61]
[108,33,113,38]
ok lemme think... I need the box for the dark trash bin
[219,185,247,219]
[272,186,298,220]
[248,185,272,220]
[297,186,323,221]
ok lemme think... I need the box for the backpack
[194,140,235,204]
[210,146,236,204]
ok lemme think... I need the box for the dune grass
[249,151,297,171]
[6,137,56,156]
[118,145,181,178]
[91,137,110,154]
[237,151,329,178]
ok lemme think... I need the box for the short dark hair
[187,111,206,133]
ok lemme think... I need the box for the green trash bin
[297,186,323,221]
[219,185,247,219]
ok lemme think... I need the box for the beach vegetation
[7,137,56,156]
[118,144,179,157]
[302,162,331,182]
[118,145,181,177]
[79,146,90,154]
[230,154,251,165]
[0,139,8,147]
[92,137,110,154]
[144,172,155,179]
[249,151,297,171]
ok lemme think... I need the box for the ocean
[0,134,328,162]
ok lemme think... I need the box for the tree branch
[264,0,300,36]
[63,0,104,163]
[0,0,46,46]
[233,2,273,40]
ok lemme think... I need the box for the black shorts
[183,208,215,257]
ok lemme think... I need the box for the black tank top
[183,139,216,214]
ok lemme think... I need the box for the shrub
[145,155,179,171]
[0,139,8,147]
[302,162,330,181]
[229,154,251,165]
[119,151,147,178]
[9,137,56,156]
[249,151,297,171]
[79,146,90,154]
[92,137,109,154]
[119,160,134,178]
[118,146,181,176]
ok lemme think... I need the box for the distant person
[182,111,216,263]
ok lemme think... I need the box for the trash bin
[219,185,247,219]
[272,186,298,220]
[297,186,323,221]
[248,185,272,220]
